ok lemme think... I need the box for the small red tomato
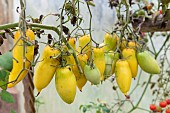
[150,104,156,111]
[166,109,170,113]
[166,99,170,105]
[159,10,162,14]
[159,101,167,108]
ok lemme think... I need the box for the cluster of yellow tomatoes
[7,29,160,104]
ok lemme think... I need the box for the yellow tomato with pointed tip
[55,66,76,104]
[34,45,60,93]
[115,59,132,95]
[8,29,35,88]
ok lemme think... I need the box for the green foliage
[0,51,14,104]
[0,51,13,71]
[35,97,45,113]
[0,51,13,90]
[0,70,9,90]
[10,110,17,113]
[0,90,15,103]
[79,100,111,113]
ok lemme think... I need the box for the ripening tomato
[93,47,105,81]
[122,48,138,78]
[84,64,101,85]
[115,60,132,95]
[149,104,156,111]
[159,10,162,14]
[166,109,170,113]
[55,66,77,104]
[77,35,92,58]
[166,99,170,105]
[8,29,35,88]
[137,51,160,74]
[103,33,117,52]
[146,5,152,10]
[159,101,167,108]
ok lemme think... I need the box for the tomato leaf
[0,70,8,80]
[0,74,9,90]
[0,81,8,90]
[79,105,83,110]
[102,107,110,113]
[0,51,13,71]
[0,70,9,90]
[83,107,87,112]
[0,90,15,103]
[96,110,101,113]
[10,110,17,113]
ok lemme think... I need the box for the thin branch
[132,18,170,32]
[0,22,83,74]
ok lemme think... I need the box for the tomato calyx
[156,106,162,112]
[86,59,95,69]
[125,95,130,99]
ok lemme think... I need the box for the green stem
[86,2,98,46]
[137,107,150,112]
[19,0,27,74]
[156,34,170,57]
[148,34,156,54]
[135,76,152,107]
[0,23,18,30]
[128,75,152,113]
[86,2,95,65]
[60,0,67,67]
[129,69,143,95]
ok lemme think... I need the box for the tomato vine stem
[0,22,83,74]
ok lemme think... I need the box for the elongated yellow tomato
[55,66,76,104]
[93,47,105,81]
[34,45,60,93]
[122,48,138,78]
[115,60,132,95]
[103,33,117,52]
[72,54,88,91]
[77,35,92,58]
[8,29,35,88]
[137,51,160,74]
[128,41,139,50]
[67,38,87,91]
[68,37,76,50]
